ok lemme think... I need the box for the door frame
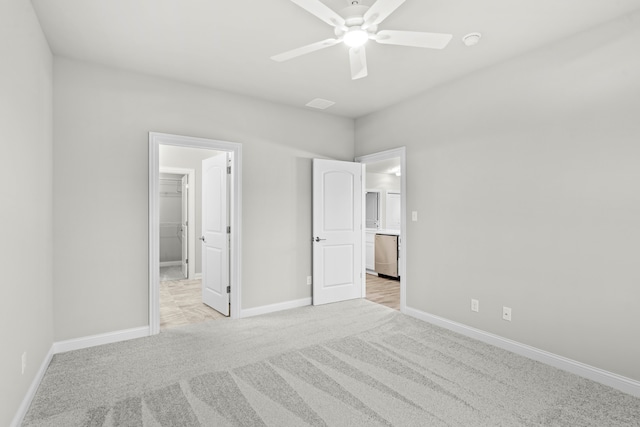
[355,147,407,312]
[149,132,242,334]
[159,167,196,280]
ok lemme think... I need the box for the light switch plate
[411,211,418,221]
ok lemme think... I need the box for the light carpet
[23,299,640,426]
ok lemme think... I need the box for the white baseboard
[52,326,150,354]
[404,306,640,398]
[160,261,181,267]
[194,273,202,279]
[11,347,54,427]
[240,297,311,318]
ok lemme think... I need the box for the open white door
[201,153,230,316]
[181,174,189,279]
[312,159,363,305]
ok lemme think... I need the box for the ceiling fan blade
[362,0,406,29]
[271,38,341,62]
[375,30,452,49]
[290,0,345,28]
[349,46,368,80]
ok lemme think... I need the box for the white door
[201,153,230,316]
[181,175,189,279]
[312,159,363,305]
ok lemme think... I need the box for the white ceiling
[31,0,640,118]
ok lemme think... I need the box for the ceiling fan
[271,0,453,80]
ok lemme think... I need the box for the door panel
[323,171,355,231]
[313,159,363,305]
[201,153,230,316]
[322,244,354,287]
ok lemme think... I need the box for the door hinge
[226,286,231,293]
[227,166,231,174]
[227,226,231,234]
[185,259,188,264]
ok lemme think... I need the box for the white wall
[53,58,354,340]
[0,1,53,425]
[355,11,640,381]
[160,146,223,273]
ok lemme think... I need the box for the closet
[159,173,186,276]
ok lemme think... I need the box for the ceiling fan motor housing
[341,4,368,24]
[335,5,377,38]
[273,0,454,80]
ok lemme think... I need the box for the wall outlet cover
[471,299,479,312]
[503,306,512,321]
[307,276,312,285]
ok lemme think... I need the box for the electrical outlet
[471,299,479,312]
[307,276,312,286]
[22,352,27,375]
[411,211,418,222]
[502,306,512,321]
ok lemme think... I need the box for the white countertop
[366,228,400,236]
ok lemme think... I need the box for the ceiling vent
[306,98,336,110]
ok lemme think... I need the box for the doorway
[149,133,243,335]
[356,147,406,312]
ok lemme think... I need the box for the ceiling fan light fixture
[343,28,369,47]
[273,0,454,80]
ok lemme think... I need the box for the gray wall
[0,1,53,425]
[355,12,640,381]
[53,57,354,341]
[159,146,223,273]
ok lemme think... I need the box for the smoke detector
[462,33,482,47]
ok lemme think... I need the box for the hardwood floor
[160,278,226,330]
[160,274,399,330]
[365,273,400,311]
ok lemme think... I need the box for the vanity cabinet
[366,231,376,271]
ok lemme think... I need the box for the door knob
[314,237,326,242]
[199,236,205,242]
